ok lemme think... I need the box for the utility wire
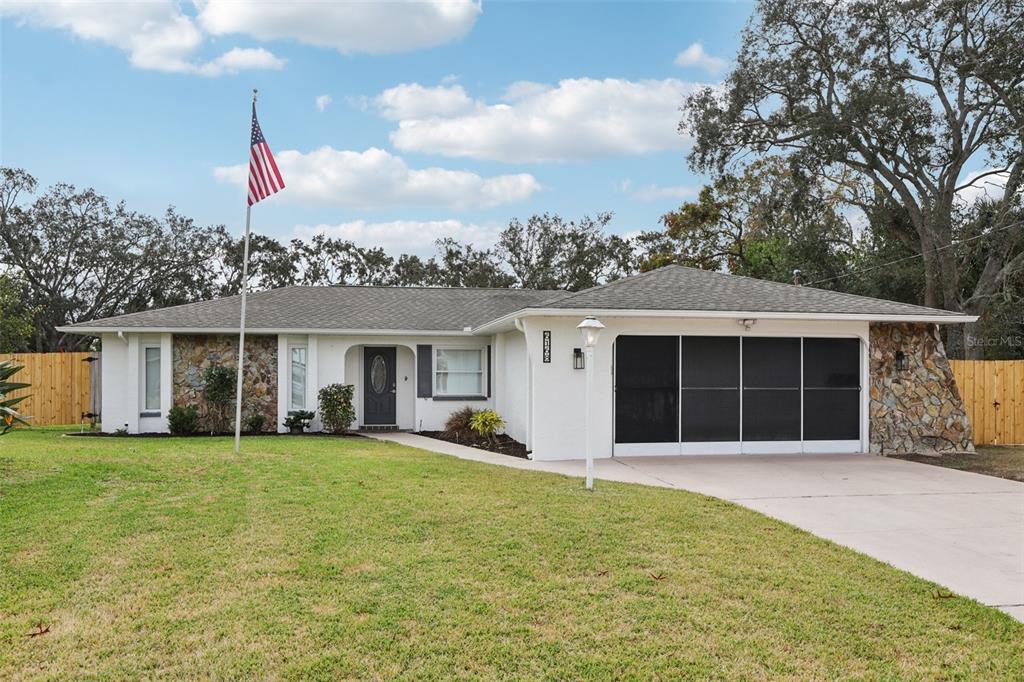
[804,219,1024,287]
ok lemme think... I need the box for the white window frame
[433,346,486,398]
[142,344,161,413]
[288,343,308,411]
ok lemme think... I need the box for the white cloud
[384,77,700,163]
[374,83,476,120]
[2,0,477,74]
[956,169,1012,205]
[293,219,497,256]
[197,0,481,54]
[196,47,284,77]
[315,94,333,113]
[2,1,283,76]
[674,42,727,74]
[213,146,540,210]
[627,183,697,202]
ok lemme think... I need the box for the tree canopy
[682,0,1024,356]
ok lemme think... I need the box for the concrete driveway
[369,433,1024,621]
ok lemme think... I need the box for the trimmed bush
[168,405,200,436]
[470,409,505,443]
[443,406,477,440]
[318,383,356,434]
[283,410,315,433]
[203,365,236,433]
[245,413,267,434]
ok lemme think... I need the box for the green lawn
[1,430,1021,680]
[894,446,1024,482]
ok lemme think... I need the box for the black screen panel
[681,336,739,388]
[682,390,740,442]
[804,338,860,388]
[615,336,679,443]
[743,388,800,441]
[804,390,860,440]
[743,337,800,388]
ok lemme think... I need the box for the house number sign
[542,331,552,363]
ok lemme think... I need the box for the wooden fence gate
[0,352,98,427]
[949,360,1024,446]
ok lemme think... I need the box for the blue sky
[1,1,753,256]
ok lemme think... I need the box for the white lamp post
[577,315,605,490]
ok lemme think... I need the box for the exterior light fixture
[576,316,605,490]
[573,347,585,370]
[894,350,908,372]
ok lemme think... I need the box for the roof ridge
[284,283,564,293]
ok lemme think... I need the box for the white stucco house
[59,265,977,460]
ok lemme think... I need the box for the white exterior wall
[493,329,529,444]
[100,331,172,434]
[522,316,870,461]
[100,333,132,433]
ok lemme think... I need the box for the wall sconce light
[894,350,908,372]
[573,347,585,370]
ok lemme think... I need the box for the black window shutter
[487,344,492,398]
[417,345,432,398]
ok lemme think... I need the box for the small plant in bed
[422,407,527,458]
[318,383,355,434]
[168,405,200,436]
[470,409,505,444]
[283,410,315,434]
[245,412,267,434]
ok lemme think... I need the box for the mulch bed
[64,431,365,439]
[418,431,529,459]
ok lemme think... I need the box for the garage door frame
[613,332,867,456]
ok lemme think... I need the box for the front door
[363,347,397,425]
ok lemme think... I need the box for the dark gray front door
[363,347,396,425]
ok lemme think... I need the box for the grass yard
[1,430,1022,680]
[894,446,1024,482]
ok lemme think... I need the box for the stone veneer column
[172,334,278,432]
[868,322,973,455]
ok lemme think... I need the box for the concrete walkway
[365,432,1024,621]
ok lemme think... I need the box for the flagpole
[233,89,257,454]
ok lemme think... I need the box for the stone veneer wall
[172,334,277,432]
[869,323,973,455]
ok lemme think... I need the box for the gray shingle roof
[62,286,570,332]
[61,265,968,335]
[528,265,966,318]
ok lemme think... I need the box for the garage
[614,335,863,455]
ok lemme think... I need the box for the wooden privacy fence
[0,352,97,427]
[950,360,1024,446]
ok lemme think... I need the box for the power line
[804,219,1024,287]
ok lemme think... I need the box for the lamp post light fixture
[577,315,605,490]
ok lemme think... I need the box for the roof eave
[56,326,478,336]
[472,307,977,332]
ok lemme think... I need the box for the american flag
[248,103,285,206]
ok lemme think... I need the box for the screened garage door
[614,336,862,455]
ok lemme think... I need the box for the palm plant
[0,360,30,435]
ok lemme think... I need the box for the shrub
[245,413,267,433]
[0,359,30,435]
[283,410,315,432]
[168,404,200,435]
[318,383,356,434]
[203,365,237,433]
[443,406,477,440]
[470,409,506,443]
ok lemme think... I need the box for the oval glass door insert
[370,355,387,393]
